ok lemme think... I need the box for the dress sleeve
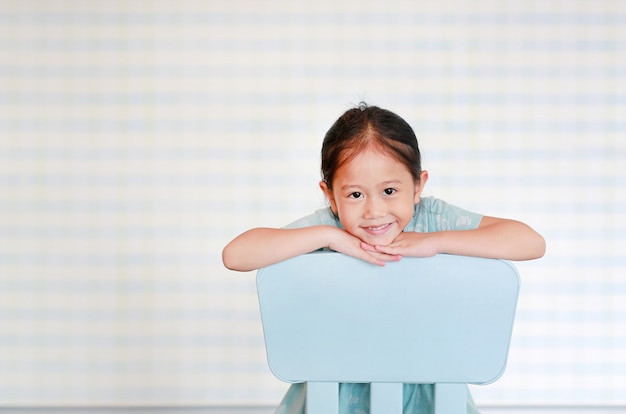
[282,208,342,253]
[417,197,483,232]
[283,207,342,229]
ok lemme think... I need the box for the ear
[413,170,429,204]
[319,181,338,214]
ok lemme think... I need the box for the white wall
[0,0,624,407]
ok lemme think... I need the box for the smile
[364,223,392,234]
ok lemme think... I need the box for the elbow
[524,232,546,260]
[221,244,240,271]
[222,242,257,272]
[514,221,546,260]
[535,233,547,259]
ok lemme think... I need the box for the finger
[360,241,376,252]
[373,244,398,255]
[360,250,401,266]
[361,253,386,266]
[368,250,402,262]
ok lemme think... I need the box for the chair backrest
[256,252,520,414]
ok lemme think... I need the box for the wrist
[428,231,445,255]
[321,225,345,251]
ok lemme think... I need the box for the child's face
[320,148,427,247]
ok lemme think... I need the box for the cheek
[400,200,416,222]
[335,206,360,228]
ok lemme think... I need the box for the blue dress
[278,197,484,414]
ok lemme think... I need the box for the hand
[362,217,545,261]
[328,228,402,266]
[362,232,440,258]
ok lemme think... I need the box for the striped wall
[0,0,624,407]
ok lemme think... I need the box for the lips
[363,222,392,235]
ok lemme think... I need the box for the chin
[362,234,398,247]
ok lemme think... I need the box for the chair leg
[370,382,403,414]
[306,382,338,414]
[434,383,466,414]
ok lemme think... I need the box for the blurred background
[0,0,624,411]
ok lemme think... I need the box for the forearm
[222,226,338,272]
[435,217,546,261]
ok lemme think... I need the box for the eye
[348,192,363,199]
[383,188,396,195]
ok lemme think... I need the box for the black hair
[321,102,422,189]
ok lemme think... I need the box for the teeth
[369,224,388,230]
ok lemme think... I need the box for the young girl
[223,103,545,414]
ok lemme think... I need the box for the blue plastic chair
[257,252,520,414]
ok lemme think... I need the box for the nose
[363,196,385,219]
